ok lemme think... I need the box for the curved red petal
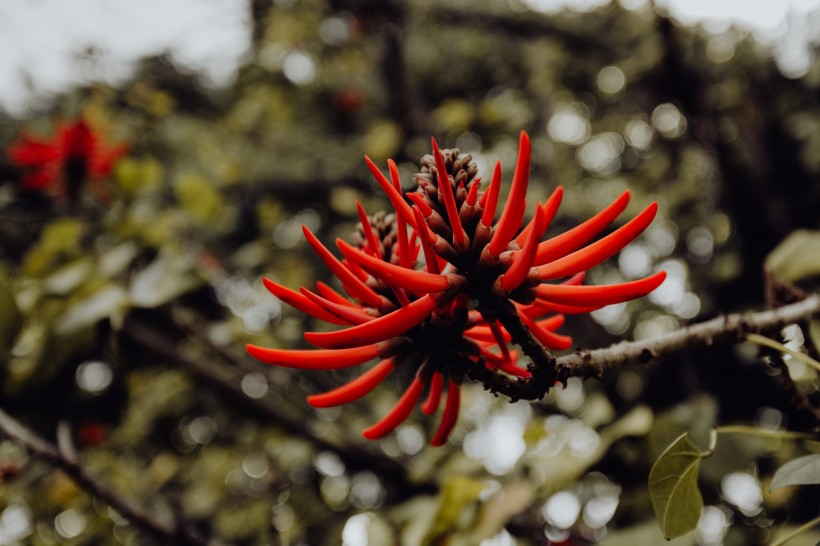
[300,288,374,325]
[431,381,461,446]
[515,186,563,246]
[303,294,437,349]
[307,358,395,407]
[389,161,412,269]
[413,206,441,274]
[480,161,502,226]
[302,226,384,308]
[520,313,573,350]
[315,281,358,308]
[263,277,350,325]
[432,138,468,248]
[536,202,658,280]
[536,270,667,307]
[421,371,444,415]
[338,239,449,293]
[364,156,417,229]
[487,132,531,256]
[500,203,547,292]
[356,201,382,258]
[362,377,425,439]
[246,343,381,369]
[535,190,631,266]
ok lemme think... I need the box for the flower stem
[745,332,820,373]
[714,425,818,441]
[769,514,820,546]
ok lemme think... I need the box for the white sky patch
[0,0,251,115]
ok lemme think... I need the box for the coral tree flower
[7,118,127,202]
[247,132,665,445]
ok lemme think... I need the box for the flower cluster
[247,132,665,445]
[8,118,127,202]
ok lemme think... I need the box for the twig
[559,294,820,378]
[0,407,213,546]
[121,316,436,500]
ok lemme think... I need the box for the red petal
[338,239,449,293]
[464,322,512,343]
[364,156,417,229]
[520,313,572,350]
[390,161,412,269]
[315,281,357,307]
[500,203,547,292]
[246,343,380,369]
[480,161,502,226]
[536,314,565,331]
[300,288,374,325]
[362,377,424,439]
[466,178,480,206]
[302,226,384,308]
[536,271,666,306]
[356,201,382,258]
[520,300,600,317]
[421,371,443,415]
[537,202,658,280]
[515,186,563,246]
[535,190,631,266]
[406,192,433,217]
[303,295,437,349]
[431,381,461,446]
[413,206,441,274]
[432,138,468,248]
[307,358,395,407]
[487,132,531,256]
[263,278,350,325]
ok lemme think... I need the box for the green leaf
[765,229,820,283]
[424,476,486,544]
[0,272,23,355]
[649,433,705,540]
[771,454,820,491]
[174,172,223,225]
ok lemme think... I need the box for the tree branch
[0,407,212,546]
[559,293,820,378]
[121,315,436,500]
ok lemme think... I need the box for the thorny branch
[560,294,820,377]
[470,294,820,407]
[0,407,214,546]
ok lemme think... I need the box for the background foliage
[0,1,818,544]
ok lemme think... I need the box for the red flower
[247,132,665,445]
[7,119,127,202]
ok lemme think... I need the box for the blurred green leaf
[53,283,130,336]
[0,271,23,355]
[765,230,820,283]
[771,454,820,491]
[114,155,164,197]
[174,172,223,225]
[129,249,203,308]
[23,218,85,275]
[424,475,486,544]
[648,433,705,540]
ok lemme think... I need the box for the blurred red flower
[248,132,665,445]
[7,119,127,202]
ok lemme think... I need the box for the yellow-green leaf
[0,272,23,355]
[765,229,820,283]
[174,172,222,225]
[425,476,486,544]
[648,433,704,540]
[771,454,820,491]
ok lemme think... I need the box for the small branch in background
[122,316,436,499]
[561,294,820,378]
[0,408,213,546]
